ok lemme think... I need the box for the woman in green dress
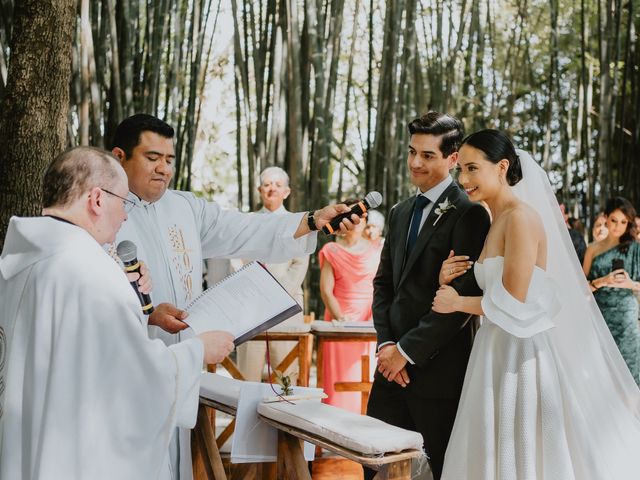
[583,197,640,384]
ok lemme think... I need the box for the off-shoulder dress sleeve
[480,260,560,338]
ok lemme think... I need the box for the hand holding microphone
[117,240,155,315]
[319,192,383,235]
[130,261,152,294]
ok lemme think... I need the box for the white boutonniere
[433,198,456,225]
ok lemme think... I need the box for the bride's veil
[513,150,640,474]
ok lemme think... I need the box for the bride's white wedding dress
[443,256,582,479]
[441,151,640,479]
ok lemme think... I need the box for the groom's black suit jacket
[373,182,491,399]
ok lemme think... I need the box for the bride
[433,129,640,479]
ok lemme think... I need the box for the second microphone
[321,191,383,235]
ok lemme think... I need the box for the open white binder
[184,261,302,345]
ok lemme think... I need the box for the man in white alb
[235,166,309,382]
[109,114,359,479]
[0,147,234,480]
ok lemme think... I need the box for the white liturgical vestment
[0,217,204,480]
[111,190,316,479]
[234,205,309,381]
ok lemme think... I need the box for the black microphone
[116,240,155,315]
[321,191,383,234]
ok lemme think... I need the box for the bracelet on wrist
[590,280,599,290]
[307,210,318,231]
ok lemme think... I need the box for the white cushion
[310,320,377,334]
[199,372,244,408]
[257,400,423,455]
[268,323,311,333]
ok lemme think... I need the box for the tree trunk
[285,0,303,210]
[598,0,614,205]
[336,0,360,201]
[0,0,75,248]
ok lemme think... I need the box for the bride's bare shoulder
[505,202,545,238]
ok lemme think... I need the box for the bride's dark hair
[461,129,523,186]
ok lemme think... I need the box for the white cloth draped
[0,217,204,480]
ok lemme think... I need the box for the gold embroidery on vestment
[168,226,194,302]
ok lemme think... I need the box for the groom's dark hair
[407,112,464,157]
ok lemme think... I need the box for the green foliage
[274,369,294,397]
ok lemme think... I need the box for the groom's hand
[393,368,410,388]
[376,345,408,384]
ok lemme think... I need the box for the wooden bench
[257,400,426,480]
[194,373,428,480]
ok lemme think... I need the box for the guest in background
[570,217,588,264]
[560,203,586,264]
[319,200,383,412]
[583,197,640,384]
[569,217,585,236]
[635,215,640,313]
[592,212,609,242]
[236,166,310,382]
[363,209,385,246]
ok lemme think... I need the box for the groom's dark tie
[406,195,430,256]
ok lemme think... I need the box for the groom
[366,112,490,479]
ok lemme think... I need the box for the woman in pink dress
[319,211,384,412]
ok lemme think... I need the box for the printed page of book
[185,262,301,344]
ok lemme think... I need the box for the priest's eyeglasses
[101,188,137,213]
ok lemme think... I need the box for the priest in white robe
[0,147,234,480]
[109,114,359,479]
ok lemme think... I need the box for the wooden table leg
[221,357,246,381]
[361,354,371,414]
[229,462,258,480]
[195,405,227,480]
[334,354,373,414]
[373,459,412,480]
[276,431,312,480]
[316,337,324,389]
[297,334,312,387]
[192,428,207,480]
[261,461,277,480]
[313,337,325,458]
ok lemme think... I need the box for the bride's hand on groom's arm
[433,286,485,315]
[376,345,409,386]
[439,250,473,285]
[433,285,461,313]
